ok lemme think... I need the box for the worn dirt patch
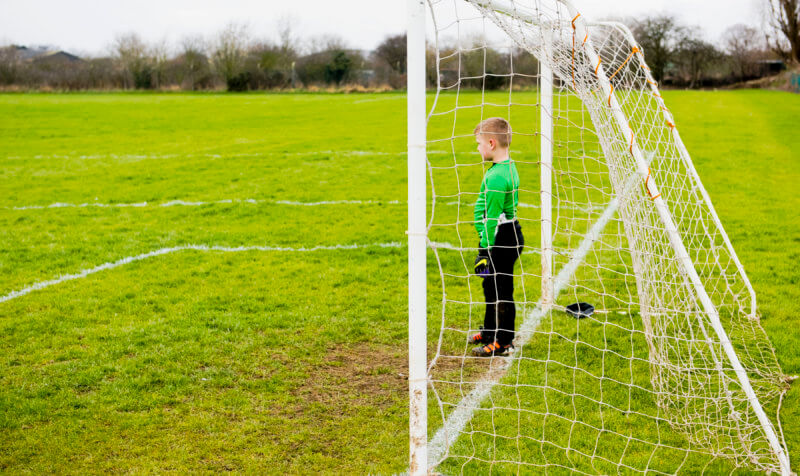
[291,344,407,413]
[428,346,513,411]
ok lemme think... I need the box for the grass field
[1,90,799,474]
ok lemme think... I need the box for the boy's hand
[474,247,490,277]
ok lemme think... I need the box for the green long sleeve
[474,159,520,248]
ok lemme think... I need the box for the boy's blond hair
[474,117,512,148]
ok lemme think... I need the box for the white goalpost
[407,1,428,473]
[407,0,792,474]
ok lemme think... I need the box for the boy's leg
[493,249,518,346]
[481,266,499,343]
[493,223,524,346]
[481,223,525,346]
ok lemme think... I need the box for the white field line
[7,198,402,211]
[426,194,623,469]
[3,149,452,161]
[0,242,402,305]
[441,201,606,212]
[3,150,402,160]
[429,241,540,256]
[353,96,406,104]
[275,199,400,206]
[8,199,602,212]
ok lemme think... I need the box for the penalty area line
[8,198,403,211]
[8,198,602,212]
[0,242,402,305]
[3,149,453,161]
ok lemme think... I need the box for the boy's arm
[474,184,486,245]
[482,174,506,248]
[477,174,507,248]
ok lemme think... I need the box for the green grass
[0,90,799,474]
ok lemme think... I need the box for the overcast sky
[0,0,767,56]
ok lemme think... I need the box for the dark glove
[474,247,490,277]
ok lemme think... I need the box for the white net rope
[424,0,790,473]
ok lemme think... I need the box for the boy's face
[476,134,495,161]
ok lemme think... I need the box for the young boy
[470,117,525,357]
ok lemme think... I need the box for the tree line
[0,2,797,92]
[0,21,409,92]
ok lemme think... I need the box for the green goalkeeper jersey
[474,158,520,248]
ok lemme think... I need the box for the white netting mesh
[424,0,790,473]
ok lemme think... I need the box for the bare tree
[212,22,250,91]
[113,33,150,89]
[511,46,540,88]
[374,33,407,74]
[150,39,169,89]
[178,35,208,90]
[722,24,763,80]
[306,34,348,55]
[244,40,289,89]
[271,16,299,88]
[631,15,685,83]
[83,57,117,89]
[276,15,296,55]
[674,29,722,88]
[458,35,511,90]
[0,46,22,85]
[765,0,800,63]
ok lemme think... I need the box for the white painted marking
[274,199,401,206]
[10,199,595,212]
[0,242,402,304]
[443,201,607,213]
[3,149,447,161]
[159,200,209,207]
[8,198,402,211]
[11,202,149,210]
[429,242,539,256]
[353,96,406,104]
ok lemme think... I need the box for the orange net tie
[608,46,639,81]
[571,13,580,90]
[666,120,676,130]
[629,127,635,155]
[645,168,661,201]
[607,84,614,107]
[595,57,602,76]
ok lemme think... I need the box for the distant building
[33,51,82,65]
[14,45,49,60]
[15,45,82,63]
[755,59,786,76]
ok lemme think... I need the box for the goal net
[410,0,792,474]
